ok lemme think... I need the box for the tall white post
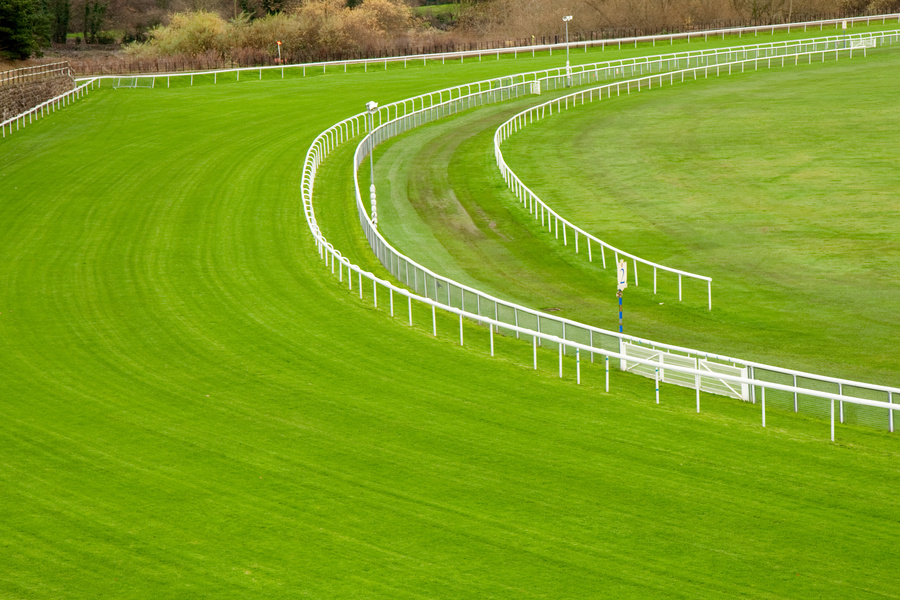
[605,355,609,392]
[696,373,700,413]
[563,16,573,86]
[890,392,894,433]
[558,344,563,378]
[655,367,660,404]
[831,399,835,441]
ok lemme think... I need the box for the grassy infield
[1,24,899,598]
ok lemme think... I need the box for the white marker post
[617,259,628,333]
[276,41,284,77]
[563,16,573,86]
[366,101,379,228]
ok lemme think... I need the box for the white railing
[0,62,71,86]
[493,31,893,311]
[73,14,900,88]
[300,32,900,440]
[0,78,98,139]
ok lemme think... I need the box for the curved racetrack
[2,37,899,598]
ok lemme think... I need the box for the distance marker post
[366,101,379,228]
[617,290,623,332]
[616,259,628,333]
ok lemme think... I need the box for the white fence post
[605,355,610,392]
[558,343,563,378]
[655,367,660,404]
[696,373,701,413]
[831,399,835,441]
[890,392,894,433]
[576,349,581,384]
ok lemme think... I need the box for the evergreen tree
[0,0,42,59]
[82,0,105,44]
[49,0,68,44]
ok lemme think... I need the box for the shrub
[127,11,229,57]
[125,1,415,62]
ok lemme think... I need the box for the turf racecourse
[2,30,900,598]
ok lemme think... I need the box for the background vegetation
[123,2,416,62]
[4,0,898,64]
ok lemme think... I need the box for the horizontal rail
[0,62,71,86]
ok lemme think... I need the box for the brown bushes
[125,0,417,62]
[61,0,873,74]
[465,0,846,36]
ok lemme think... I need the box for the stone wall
[0,75,76,122]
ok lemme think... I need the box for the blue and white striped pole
[617,290,623,333]
[617,259,628,333]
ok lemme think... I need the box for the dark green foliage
[0,0,44,58]
[46,0,67,43]
[238,0,282,19]
[81,0,105,44]
[121,23,149,43]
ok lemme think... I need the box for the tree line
[1,0,114,59]
[2,0,896,63]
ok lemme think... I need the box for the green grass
[2,32,900,599]
[415,3,457,17]
[373,46,900,387]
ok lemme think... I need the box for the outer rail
[73,14,900,85]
